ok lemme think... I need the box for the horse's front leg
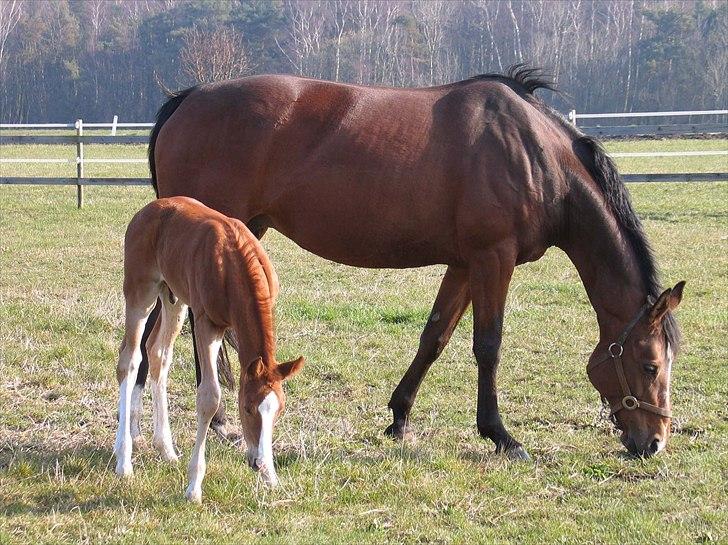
[469,247,530,460]
[385,266,470,441]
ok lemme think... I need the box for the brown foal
[114,196,303,502]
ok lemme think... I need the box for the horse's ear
[649,281,686,326]
[669,281,686,309]
[247,357,265,379]
[276,356,304,381]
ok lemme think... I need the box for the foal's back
[124,196,277,327]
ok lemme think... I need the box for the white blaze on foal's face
[256,391,281,486]
[241,385,285,486]
[240,356,305,486]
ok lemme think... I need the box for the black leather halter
[587,299,672,419]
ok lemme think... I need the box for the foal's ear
[247,357,265,379]
[276,356,305,381]
[649,281,686,326]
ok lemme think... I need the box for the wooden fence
[1,110,727,208]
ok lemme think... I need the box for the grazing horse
[137,65,684,459]
[114,196,304,501]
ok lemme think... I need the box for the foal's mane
[476,64,681,351]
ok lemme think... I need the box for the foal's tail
[147,86,199,197]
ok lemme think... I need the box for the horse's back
[154,76,570,267]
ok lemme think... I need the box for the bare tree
[329,0,351,81]
[277,0,326,78]
[0,0,24,71]
[180,25,251,84]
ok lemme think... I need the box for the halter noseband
[587,299,672,420]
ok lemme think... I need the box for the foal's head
[588,282,685,457]
[239,356,304,485]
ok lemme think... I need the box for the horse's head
[239,356,304,485]
[588,282,685,457]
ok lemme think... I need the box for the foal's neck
[559,186,648,342]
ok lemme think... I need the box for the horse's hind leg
[185,313,224,503]
[386,266,470,441]
[147,288,187,462]
[115,295,157,477]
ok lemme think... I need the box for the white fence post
[111,115,118,136]
[75,119,84,209]
[568,109,577,126]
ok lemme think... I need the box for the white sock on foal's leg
[185,323,222,503]
[115,310,149,477]
[151,365,178,462]
[115,364,140,477]
[130,383,144,445]
[150,300,186,463]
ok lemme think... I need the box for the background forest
[0,0,726,122]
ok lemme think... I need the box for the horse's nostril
[648,438,660,455]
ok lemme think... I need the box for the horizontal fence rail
[1,114,727,208]
[568,108,728,137]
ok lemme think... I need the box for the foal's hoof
[505,445,531,462]
[384,423,416,444]
[152,437,179,462]
[132,435,147,450]
[185,487,202,503]
[211,420,243,446]
[115,462,133,478]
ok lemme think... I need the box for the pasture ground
[0,140,727,544]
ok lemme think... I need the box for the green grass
[1,141,727,544]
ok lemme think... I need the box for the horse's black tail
[148,86,199,197]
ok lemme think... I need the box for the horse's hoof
[505,445,531,461]
[384,423,416,444]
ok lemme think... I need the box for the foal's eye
[643,363,658,376]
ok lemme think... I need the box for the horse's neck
[559,189,647,341]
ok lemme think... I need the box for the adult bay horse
[137,65,684,459]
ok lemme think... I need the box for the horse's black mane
[480,63,680,350]
[573,135,681,351]
[470,62,557,96]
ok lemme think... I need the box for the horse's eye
[643,363,658,376]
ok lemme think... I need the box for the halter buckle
[622,396,639,410]
[608,343,623,358]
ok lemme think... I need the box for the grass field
[1,140,727,544]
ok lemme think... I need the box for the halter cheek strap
[586,299,672,420]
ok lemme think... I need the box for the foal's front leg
[185,314,223,503]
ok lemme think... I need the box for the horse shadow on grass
[0,435,447,517]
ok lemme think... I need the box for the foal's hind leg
[147,289,187,462]
[386,266,471,441]
[130,299,162,446]
[185,313,223,503]
[115,298,156,477]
